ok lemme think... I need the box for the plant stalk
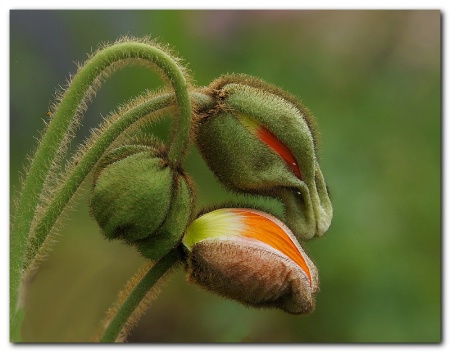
[10,40,196,341]
[99,247,181,343]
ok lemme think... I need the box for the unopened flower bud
[182,208,319,314]
[90,143,194,260]
[196,75,332,240]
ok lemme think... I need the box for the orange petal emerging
[239,115,303,180]
[183,208,319,314]
[183,208,312,285]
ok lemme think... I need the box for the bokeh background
[10,10,440,343]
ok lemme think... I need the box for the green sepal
[136,173,194,259]
[90,147,173,242]
[91,144,162,186]
[197,112,301,191]
[223,83,317,183]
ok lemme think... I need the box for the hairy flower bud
[90,143,194,260]
[196,75,333,240]
[182,208,319,314]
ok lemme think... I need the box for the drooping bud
[182,208,319,314]
[196,74,332,240]
[90,141,194,260]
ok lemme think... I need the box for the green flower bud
[196,75,332,240]
[90,143,194,260]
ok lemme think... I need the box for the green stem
[99,248,181,343]
[25,91,214,272]
[10,40,194,341]
[25,93,173,269]
[12,91,213,342]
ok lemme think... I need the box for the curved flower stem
[99,247,181,343]
[10,39,202,341]
[24,93,173,270]
[25,91,213,273]
[11,91,213,342]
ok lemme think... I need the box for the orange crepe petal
[233,209,312,285]
[256,126,303,180]
[239,115,303,180]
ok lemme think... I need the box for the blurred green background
[10,10,440,342]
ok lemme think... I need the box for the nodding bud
[196,75,333,240]
[182,208,319,314]
[90,143,194,260]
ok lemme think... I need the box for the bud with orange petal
[182,208,319,314]
[196,74,332,240]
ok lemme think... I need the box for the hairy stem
[25,91,213,273]
[24,94,173,270]
[99,247,181,343]
[10,39,199,341]
[12,91,213,342]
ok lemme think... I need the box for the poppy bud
[182,208,319,314]
[196,75,332,239]
[90,142,194,260]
